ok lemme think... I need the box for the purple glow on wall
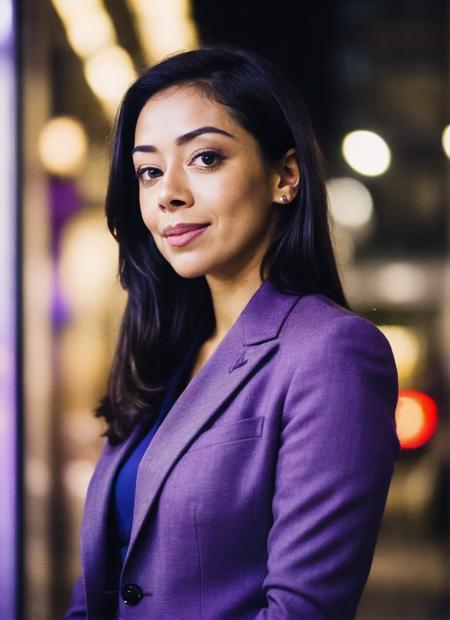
[0,0,12,49]
[49,178,82,330]
[0,0,19,618]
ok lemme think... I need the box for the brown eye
[198,152,217,166]
[135,167,161,181]
[192,149,225,168]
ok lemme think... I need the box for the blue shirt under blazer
[66,278,400,619]
[112,331,203,566]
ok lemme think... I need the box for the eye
[191,149,225,169]
[135,166,162,182]
[134,148,225,184]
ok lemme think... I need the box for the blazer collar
[81,278,303,608]
[238,278,301,345]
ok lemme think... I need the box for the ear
[271,148,301,205]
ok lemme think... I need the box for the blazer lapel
[124,279,302,567]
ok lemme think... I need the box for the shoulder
[281,292,391,352]
[278,295,401,486]
[278,293,397,385]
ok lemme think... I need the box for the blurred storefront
[11,0,450,618]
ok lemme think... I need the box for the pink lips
[163,223,210,248]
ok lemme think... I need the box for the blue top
[111,331,205,566]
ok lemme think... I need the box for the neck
[205,266,266,343]
[203,211,280,344]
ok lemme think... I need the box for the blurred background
[0,0,449,618]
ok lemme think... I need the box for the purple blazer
[66,280,400,619]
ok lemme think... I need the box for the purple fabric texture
[66,280,400,619]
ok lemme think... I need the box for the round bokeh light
[38,116,88,177]
[342,130,391,176]
[395,390,438,450]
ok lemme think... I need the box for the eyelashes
[134,148,226,183]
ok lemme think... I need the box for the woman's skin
[132,84,300,379]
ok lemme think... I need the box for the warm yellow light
[127,0,198,63]
[326,176,374,229]
[66,9,115,57]
[59,209,119,314]
[442,125,450,158]
[64,459,95,498]
[38,116,88,176]
[342,130,391,176]
[375,262,427,304]
[51,0,105,26]
[378,324,422,384]
[396,397,424,442]
[50,0,134,122]
[84,45,136,116]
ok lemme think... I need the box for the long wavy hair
[95,46,350,444]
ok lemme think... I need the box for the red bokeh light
[395,389,438,449]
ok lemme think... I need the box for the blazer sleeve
[255,315,400,619]
[64,575,87,619]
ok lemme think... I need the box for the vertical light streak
[0,0,18,617]
[50,0,136,120]
[127,0,198,64]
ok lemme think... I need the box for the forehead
[134,85,240,144]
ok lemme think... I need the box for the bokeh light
[84,45,136,115]
[442,124,450,158]
[326,176,374,229]
[378,325,423,385]
[51,0,136,120]
[395,390,438,450]
[342,129,391,176]
[38,116,88,176]
[66,9,115,57]
[374,262,427,304]
[128,0,198,63]
[64,460,95,499]
[58,209,119,314]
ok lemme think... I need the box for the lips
[162,223,210,237]
[163,222,210,248]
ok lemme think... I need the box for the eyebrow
[132,126,236,155]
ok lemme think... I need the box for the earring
[280,194,288,203]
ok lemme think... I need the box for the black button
[122,583,144,606]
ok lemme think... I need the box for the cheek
[211,175,254,222]
[139,192,157,231]
[221,163,271,213]
[216,183,273,233]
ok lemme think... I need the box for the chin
[170,260,209,280]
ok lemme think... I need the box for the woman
[66,47,400,619]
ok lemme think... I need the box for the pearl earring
[281,195,288,203]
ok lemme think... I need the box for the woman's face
[132,84,281,281]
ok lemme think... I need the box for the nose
[157,167,194,211]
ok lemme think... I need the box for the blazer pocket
[186,416,265,453]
